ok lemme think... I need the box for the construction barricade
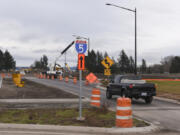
[12,73,24,87]
[90,88,101,107]
[116,98,133,128]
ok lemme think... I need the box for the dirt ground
[0,78,78,99]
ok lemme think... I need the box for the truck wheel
[145,96,153,104]
[106,90,112,99]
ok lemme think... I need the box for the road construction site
[25,76,180,132]
[0,74,179,135]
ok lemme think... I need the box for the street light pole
[135,8,137,75]
[106,3,137,75]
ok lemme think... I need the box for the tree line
[31,55,48,71]
[86,50,180,74]
[85,49,147,74]
[0,49,16,71]
[31,51,180,74]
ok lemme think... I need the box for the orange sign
[86,73,98,84]
[78,54,85,70]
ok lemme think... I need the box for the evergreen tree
[3,50,16,71]
[104,51,108,58]
[118,50,130,73]
[32,55,48,70]
[111,57,118,74]
[95,51,104,73]
[170,56,180,73]
[129,56,135,73]
[85,49,97,72]
[0,50,4,71]
[141,59,147,73]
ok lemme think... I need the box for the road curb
[154,96,180,105]
[0,123,161,134]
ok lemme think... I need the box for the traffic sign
[75,40,87,54]
[101,56,114,69]
[86,73,98,84]
[78,54,85,70]
[104,69,111,76]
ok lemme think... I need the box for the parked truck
[106,75,156,104]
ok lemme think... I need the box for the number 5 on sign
[75,40,87,54]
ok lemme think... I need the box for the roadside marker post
[75,39,87,121]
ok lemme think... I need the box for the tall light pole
[72,35,90,53]
[106,3,137,75]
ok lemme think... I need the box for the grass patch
[0,108,148,128]
[147,80,180,100]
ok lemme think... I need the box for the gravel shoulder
[0,78,78,99]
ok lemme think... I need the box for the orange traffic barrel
[91,88,101,107]
[43,74,46,79]
[116,98,133,128]
[73,77,77,84]
[40,74,43,79]
[59,75,63,81]
[1,73,5,79]
[51,75,54,80]
[47,75,49,79]
[65,77,69,83]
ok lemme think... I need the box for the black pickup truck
[106,75,156,104]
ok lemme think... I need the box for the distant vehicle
[106,75,156,104]
[45,63,63,78]
[45,41,75,78]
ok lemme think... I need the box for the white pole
[79,70,82,119]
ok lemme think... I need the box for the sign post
[75,39,87,121]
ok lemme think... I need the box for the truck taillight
[129,84,133,88]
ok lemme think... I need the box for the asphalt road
[27,77,180,132]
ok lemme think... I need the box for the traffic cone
[65,77,69,83]
[73,77,77,84]
[116,98,133,128]
[59,75,63,81]
[91,88,101,107]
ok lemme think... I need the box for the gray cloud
[0,0,180,66]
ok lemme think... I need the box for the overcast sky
[0,0,180,67]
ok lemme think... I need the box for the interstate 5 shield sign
[75,40,87,54]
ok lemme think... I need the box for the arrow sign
[78,54,85,70]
